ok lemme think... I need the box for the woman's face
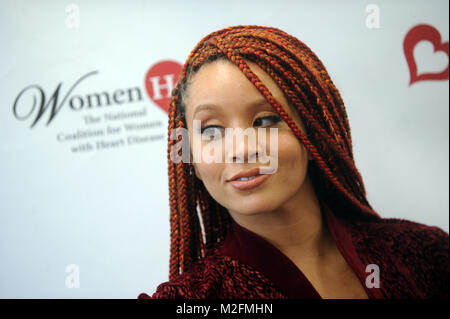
[184,59,311,217]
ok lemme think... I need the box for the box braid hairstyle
[167,25,381,281]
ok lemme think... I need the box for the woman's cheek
[278,131,308,170]
[196,162,223,190]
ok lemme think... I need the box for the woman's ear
[301,143,312,161]
[189,153,202,180]
[193,164,202,180]
[190,163,202,180]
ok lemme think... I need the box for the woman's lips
[228,173,271,190]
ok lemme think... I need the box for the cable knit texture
[140,251,286,299]
[138,216,448,299]
[349,218,449,298]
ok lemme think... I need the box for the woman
[139,25,448,299]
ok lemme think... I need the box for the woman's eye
[253,115,281,127]
[200,126,223,140]
[198,116,281,139]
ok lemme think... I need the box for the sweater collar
[219,200,385,299]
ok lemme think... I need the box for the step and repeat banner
[1,0,448,298]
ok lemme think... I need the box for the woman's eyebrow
[193,104,223,118]
[254,100,276,111]
[193,98,274,118]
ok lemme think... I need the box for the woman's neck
[229,176,335,262]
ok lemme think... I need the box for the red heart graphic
[145,60,182,113]
[403,24,449,85]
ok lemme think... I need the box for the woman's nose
[224,127,262,163]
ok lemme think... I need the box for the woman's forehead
[185,60,284,111]
[183,58,307,132]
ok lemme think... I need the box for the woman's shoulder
[349,215,448,248]
[347,216,448,297]
[138,245,285,299]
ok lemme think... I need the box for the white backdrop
[0,0,448,298]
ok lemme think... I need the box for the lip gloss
[228,174,271,190]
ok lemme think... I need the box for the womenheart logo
[145,60,182,113]
[403,24,449,85]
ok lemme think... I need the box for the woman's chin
[228,202,277,216]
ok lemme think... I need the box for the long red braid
[166,25,381,281]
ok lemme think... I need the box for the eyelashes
[253,115,282,127]
[198,115,282,137]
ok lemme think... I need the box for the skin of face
[184,59,313,219]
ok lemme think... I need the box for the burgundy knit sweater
[139,203,449,299]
